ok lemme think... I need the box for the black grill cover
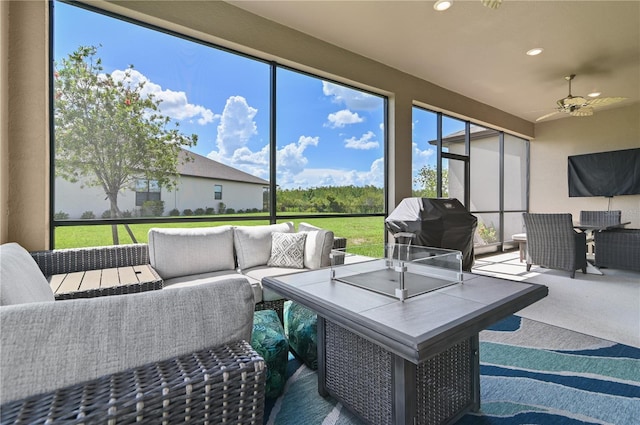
[385,198,478,271]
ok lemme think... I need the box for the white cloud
[326,109,364,128]
[111,69,216,125]
[216,96,258,156]
[345,131,379,150]
[322,81,380,110]
[280,157,384,189]
[207,135,319,186]
[413,141,435,163]
[277,136,319,177]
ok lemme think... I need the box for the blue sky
[54,1,450,190]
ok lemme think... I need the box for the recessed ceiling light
[526,48,544,56]
[588,92,601,98]
[434,0,453,11]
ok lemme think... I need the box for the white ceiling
[227,0,640,123]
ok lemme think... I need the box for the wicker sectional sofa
[148,221,342,319]
[594,228,640,272]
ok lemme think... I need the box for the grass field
[54,216,386,249]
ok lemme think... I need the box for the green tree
[414,164,448,198]
[54,46,197,244]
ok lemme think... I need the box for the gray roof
[427,124,499,145]
[178,150,269,185]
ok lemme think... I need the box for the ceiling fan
[536,74,627,122]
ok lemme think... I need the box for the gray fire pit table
[262,246,547,425]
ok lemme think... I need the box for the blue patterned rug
[264,316,640,425]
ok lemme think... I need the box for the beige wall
[1,0,8,245]
[2,0,50,251]
[531,103,640,228]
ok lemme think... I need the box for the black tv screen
[568,148,640,197]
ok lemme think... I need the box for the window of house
[51,1,388,248]
[135,179,161,207]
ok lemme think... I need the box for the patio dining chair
[522,213,587,278]
[580,210,622,226]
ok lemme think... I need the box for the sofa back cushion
[298,222,335,269]
[148,226,235,279]
[234,222,294,271]
[0,243,55,306]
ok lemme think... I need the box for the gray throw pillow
[267,232,307,269]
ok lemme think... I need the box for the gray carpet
[472,251,640,348]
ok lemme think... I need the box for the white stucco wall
[55,175,266,218]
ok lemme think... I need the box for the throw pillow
[268,232,307,268]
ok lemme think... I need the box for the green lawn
[54,216,386,249]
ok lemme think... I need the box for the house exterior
[55,150,269,218]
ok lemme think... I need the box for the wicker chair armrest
[30,244,151,276]
[1,341,266,425]
[332,236,347,250]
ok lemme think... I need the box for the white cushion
[298,222,335,269]
[233,222,294,270]
[268,232,306,268]
[148,226,235,279]
[162,270,262,304]
[242,266,305,301]
[0,243,55,305]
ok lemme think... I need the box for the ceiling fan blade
[536,111,561,122]
[570,107,593,117]
[585,97,627,107]
[481,0,502,9]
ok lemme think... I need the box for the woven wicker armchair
[595,228,640,272]
[522,213,587,278]
[1,243,266,424]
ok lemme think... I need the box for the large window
[52,1,386,248]
[135,180,160,207]
[412,107,529,253]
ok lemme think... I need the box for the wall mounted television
[568,148,640,197]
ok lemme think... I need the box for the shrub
[102,210,112,219]
[205,207,215,215]
[121,210,132,218]
[226,208,235,214]
[142,200,164,217]
[54,211,69,220]
[194,207,205,215]
[81,211,96,219]
[478,222,498,244]
[169,208,180,216]
[218,202,226,214]
[183,208,193,216]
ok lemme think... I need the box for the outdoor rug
[264,315,640,425]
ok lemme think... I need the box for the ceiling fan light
[588,92,601,98]
[526,48,544,56]
[434,0,452,11]
[481,0,502,9]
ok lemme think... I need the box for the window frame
[49,0,389,247]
